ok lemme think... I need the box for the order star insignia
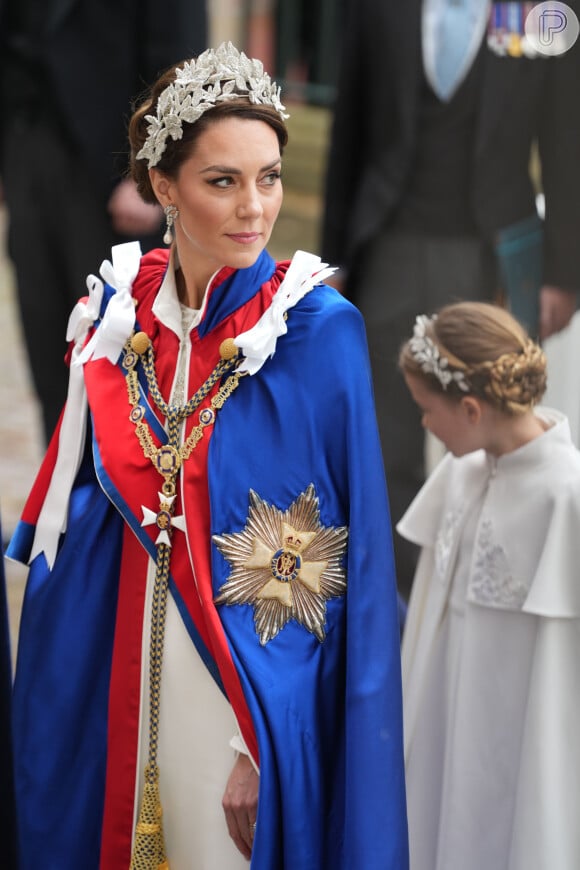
[141,492,186,546]
[213,484,348,645]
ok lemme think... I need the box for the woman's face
[153,116,283,282]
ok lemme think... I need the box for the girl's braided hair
[399,301,547,415]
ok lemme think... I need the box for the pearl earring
[163,205,179,245]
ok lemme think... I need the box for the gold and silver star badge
[213,484,348,645]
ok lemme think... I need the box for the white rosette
[234,250,337,376]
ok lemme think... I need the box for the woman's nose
[236,187,263,219]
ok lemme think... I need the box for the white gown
[398,408,580,870]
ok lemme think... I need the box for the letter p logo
[539,9,568,45]
[525,1,579,55]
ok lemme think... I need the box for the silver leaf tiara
[136,42,289,169]
[409,315,469,392]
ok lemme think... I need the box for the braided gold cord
[122,336,244,869]
[130,542,171,868]
[141,343,235,422]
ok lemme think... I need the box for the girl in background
[398,301,580,870]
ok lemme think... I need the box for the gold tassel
[130,764,170,870]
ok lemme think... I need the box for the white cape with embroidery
[398,408,580,870]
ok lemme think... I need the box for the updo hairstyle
[399,301,547,415]
[128,62,289,205]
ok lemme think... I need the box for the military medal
[487,3,540,57]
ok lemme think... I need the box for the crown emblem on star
[136,41,289,168]
[213,485,348,645]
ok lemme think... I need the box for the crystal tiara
[136,42,289,169]
[409,315,469,392]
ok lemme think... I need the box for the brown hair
[128,61,289,204]
[399,301,547,415]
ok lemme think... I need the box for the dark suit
[0,0,207,441]
[322,0,580,595]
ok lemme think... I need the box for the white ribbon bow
[235,250,337,376]
[29,242,141,568]
[77,241,142,365]
[66,273,104,346]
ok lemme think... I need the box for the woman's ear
[149,168,173,207]
[461,395,483,425]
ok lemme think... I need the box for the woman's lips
[227,232,261,244]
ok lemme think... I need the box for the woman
[9,44,408,869]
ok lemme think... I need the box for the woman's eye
[209,176,233,188]
[263,171,281,185]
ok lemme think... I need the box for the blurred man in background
[0,0,207,443]
[322,0,580,598]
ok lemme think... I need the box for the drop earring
[163,204,179,245]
